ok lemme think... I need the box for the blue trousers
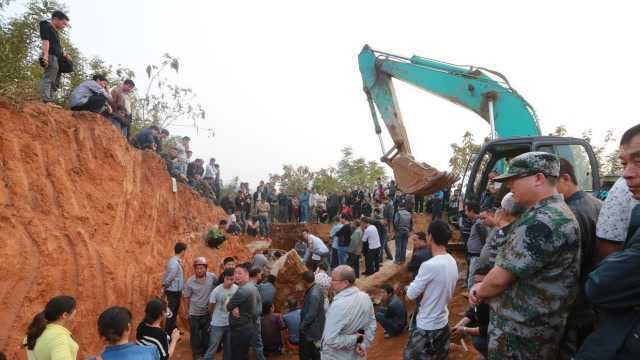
[337,246,349,265]
[300,204,309,222]
[395,232,409,263]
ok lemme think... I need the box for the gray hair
[501,193,526,217]
[333,265,356,285]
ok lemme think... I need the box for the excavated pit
[0,101,475,359]
[0,101,252,359]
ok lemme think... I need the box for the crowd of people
[443,125,640,359]
[26,10,640,359]
[38,10,223,205]
[213,177,446,245]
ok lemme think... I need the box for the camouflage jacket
[491,194,580,336]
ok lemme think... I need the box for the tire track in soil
[0,219,41,352]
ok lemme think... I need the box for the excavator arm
[358,45,541,195]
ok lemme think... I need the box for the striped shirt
[136,322,169,360]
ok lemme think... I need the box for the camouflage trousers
[403,325,450,360]
[488,314,562,360]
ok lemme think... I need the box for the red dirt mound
[0,101,251,359]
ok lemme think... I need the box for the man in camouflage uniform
[469,152,580,360]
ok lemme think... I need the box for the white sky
[8,0,640,188]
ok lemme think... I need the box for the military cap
[493,151,560,182]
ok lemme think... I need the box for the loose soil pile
[0,101,251,358]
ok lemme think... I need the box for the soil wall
[269,223,332,250]
[0,101,250,358]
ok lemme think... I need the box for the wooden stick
[460,338,469,352]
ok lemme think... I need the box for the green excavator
[358,45,600,202]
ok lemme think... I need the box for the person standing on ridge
[39,10,70,105]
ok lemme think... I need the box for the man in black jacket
[299,271,325,360]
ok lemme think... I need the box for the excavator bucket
[388,154,459,196]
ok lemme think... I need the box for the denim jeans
[395,232,409,263]
[337,246,349,265]
[300,204,309,222]
[251,319,265,360]
[258,215,269,237]
[204,325,231,360]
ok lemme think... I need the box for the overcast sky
[8,1,640,188]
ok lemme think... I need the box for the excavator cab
[463,136,601,205]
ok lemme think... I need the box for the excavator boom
[358,45,541,195]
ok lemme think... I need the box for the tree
[551,125,568,136]
[269,147,388,195]
[335,147,387,190]
[312,167,341,193]
[219,176,239,199]
[269,165,315,195]
[449,131,481,176]
[138,54,208,133]
[582,129,618,176]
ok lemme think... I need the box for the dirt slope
[0,101,250,358]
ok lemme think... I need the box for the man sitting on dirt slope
[187,158,217,203]
[69,74,113,114]
[109,79,135,138]
[132,125,160,151]
[162,148,188,183]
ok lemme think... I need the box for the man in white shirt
[204,268,237,360]
[361,217,382,276]
[595,177,640,260]
[404,220,459,360]
[303,230,330,271]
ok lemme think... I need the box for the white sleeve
[406,262,434,300]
